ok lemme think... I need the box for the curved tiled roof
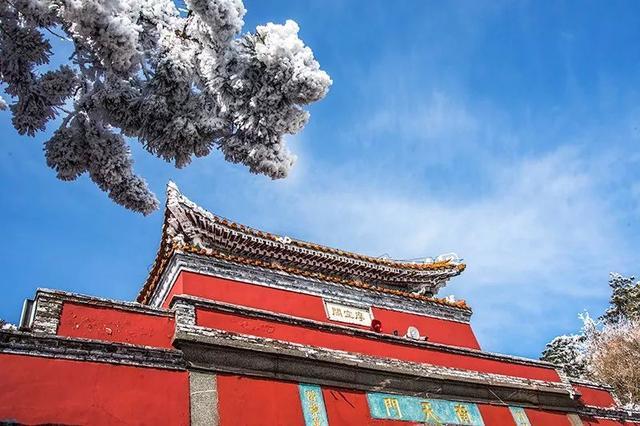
[137,183,467,308]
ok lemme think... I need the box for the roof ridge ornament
[435,253,462,265]
[166,180,181,204]
[276,236,292,244]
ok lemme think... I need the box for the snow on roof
[137,182,468,309]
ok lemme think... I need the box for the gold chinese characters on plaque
[324,301,373,326]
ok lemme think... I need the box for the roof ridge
[165,181,465,272]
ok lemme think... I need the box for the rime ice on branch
[0,0,332,214]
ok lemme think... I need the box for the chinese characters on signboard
[367,392,485,425]
[299,384,329,426]
[324,301,372,326]
[509,406,532,426]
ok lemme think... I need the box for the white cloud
[270,147,630,356]
[291,147,623,287]
[364,91,479,142]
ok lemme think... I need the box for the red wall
[524,408,573,425]
[322,387,409,426]
[217,376,638,426]
[58,302,175,348]
[321,388,524,426]
[196,307,561,382]
[371,306,480,349]
[573,384,617,408]
[217,375,305,426]
[0,354,189,425]
[165,271,480,349]
[162,272,184,308]
[218,376,448,426]
[217,375,582,426]
[477,404,517,425]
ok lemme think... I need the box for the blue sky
[2,0,640,358]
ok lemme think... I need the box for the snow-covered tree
[541,273,640,408]
[583,317,640,409]
[540,333,587,378]
[602,273,640,324]
[0,0,331,214]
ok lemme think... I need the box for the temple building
[1,182,639,425]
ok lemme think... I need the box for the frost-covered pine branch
[0,0,331,214]
[602,273,640,324]
[540,333,587,378]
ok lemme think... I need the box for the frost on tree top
[1,0,332,214]
[137,182,468,307]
